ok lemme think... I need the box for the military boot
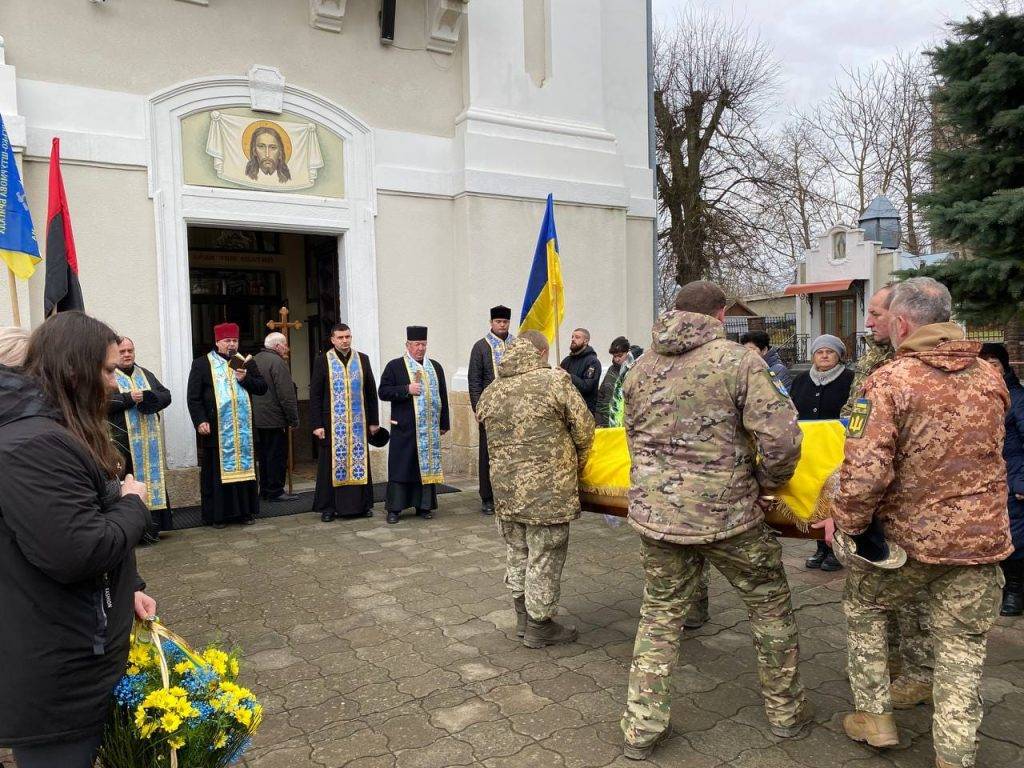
[523,616,578,649]
[513,596,527,638]
[842,712,899,748]
[622,725,673,761]
[1000,559,1023,616]
[935,758,958,768]
[683,591,710,629]
[890,677,932,709]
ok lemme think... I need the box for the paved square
[129,493,1023,767]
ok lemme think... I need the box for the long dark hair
[24,312,122,477]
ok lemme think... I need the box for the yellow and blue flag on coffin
[0,114,41,280]
[519,194,564,343]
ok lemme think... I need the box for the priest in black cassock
[186,322,268,528]
[379,325,450,524]
[467,305,514,516]
[310,323,381,522]
[108,336,173,541]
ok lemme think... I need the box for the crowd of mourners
[0,273,1021,768]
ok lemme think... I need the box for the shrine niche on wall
[181,107,345,197]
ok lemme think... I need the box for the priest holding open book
[186,321,268,527]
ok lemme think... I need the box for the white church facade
[0,0,656,499]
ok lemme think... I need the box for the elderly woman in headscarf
[790,333,855,572]
[0,326,30,369]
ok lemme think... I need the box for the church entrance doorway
[186,225,341,489]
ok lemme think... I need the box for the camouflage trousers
[498,520,570,621]
[621,527,806,746]
[839,553,1003,767]
[887,600,935,684]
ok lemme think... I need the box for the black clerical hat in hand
[368,427,390,448]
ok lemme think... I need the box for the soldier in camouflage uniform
[619,281,810,760]
[838,286,935,707]
[832,278,1012,768]
[477,331,595,649]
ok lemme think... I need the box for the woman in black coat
[0,313,155,768]
[790,334,854,572]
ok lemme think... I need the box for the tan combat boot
[513,596,527,639]
[890,677,932,710]
[935,758,961,768]
[523,616,578,649]
[842,712,899,748]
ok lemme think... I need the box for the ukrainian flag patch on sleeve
[847,398,872,438]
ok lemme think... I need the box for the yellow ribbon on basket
[130,619,209,768]
[579,422,847,528]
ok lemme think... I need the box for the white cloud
[650,0,974,116]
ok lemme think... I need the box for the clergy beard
[117,364,134,374]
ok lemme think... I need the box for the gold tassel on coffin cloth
[579,421,847,537]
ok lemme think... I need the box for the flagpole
[7,267,20,327]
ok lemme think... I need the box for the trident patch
[847,398,872,438]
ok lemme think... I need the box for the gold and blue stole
[114,367,167,510]
[485,331,513,374]
[327,349,368,486]
[206,351,256,484]
[403,353,444,485]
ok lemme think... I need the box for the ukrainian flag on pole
[0,114,41,280]
[519,194,564,344]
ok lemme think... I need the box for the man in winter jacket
[477,331,595,649]
[830,277,1012,768]
[252,332,300,502]
[560,328,601,415]
[595,336,632,427]
[620,281,808,760]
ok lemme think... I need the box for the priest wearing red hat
[378,325,450,524]
[186,322,268,528]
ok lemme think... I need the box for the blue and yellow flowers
[99,621,261,768]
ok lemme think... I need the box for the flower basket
[98,620,262,768]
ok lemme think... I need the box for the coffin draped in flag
[205,112,325,192]
[579,422,847,539]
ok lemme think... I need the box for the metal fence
[724,314,800,364]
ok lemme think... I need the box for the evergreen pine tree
[910,11,1024,323]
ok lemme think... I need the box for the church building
[0,1,655,501]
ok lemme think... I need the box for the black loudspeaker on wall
[380,0,396,44]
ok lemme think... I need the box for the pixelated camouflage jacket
[477,338,595,525]
[623,310,802,545]
[835,322,1013,565]
[840,337,895,420]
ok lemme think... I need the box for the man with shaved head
[560,327,601,415]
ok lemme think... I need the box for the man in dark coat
[186,322,268,528]
[560,327,601,414]
[252,331,300,502]
[310,323,380,522]
[108,336,172,540]
[595,335,631,427]
[467,305,514,515]
[379,325,450,524]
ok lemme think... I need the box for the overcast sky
[650,0,976,119]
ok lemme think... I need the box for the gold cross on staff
[266,306,303,345]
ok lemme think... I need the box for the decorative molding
[247,64,285,114]
[310,0,346,33]
[146,73,379,468]
[176,0,210,6]
[425,0,468,54]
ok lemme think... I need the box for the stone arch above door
[148,66,380,468]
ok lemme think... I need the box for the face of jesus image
[245,126,292,183]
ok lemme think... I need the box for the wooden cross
[266,305,303,345]
[266,306,303,494]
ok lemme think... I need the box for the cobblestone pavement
[24,491,1023,768]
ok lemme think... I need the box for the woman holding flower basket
[0,312,156,768]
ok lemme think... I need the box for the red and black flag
[44,138,84,314]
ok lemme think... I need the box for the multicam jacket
[477,339,595,525]
[835,322,1013,565]
[840,337,895,420]
[623,310,802,545]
